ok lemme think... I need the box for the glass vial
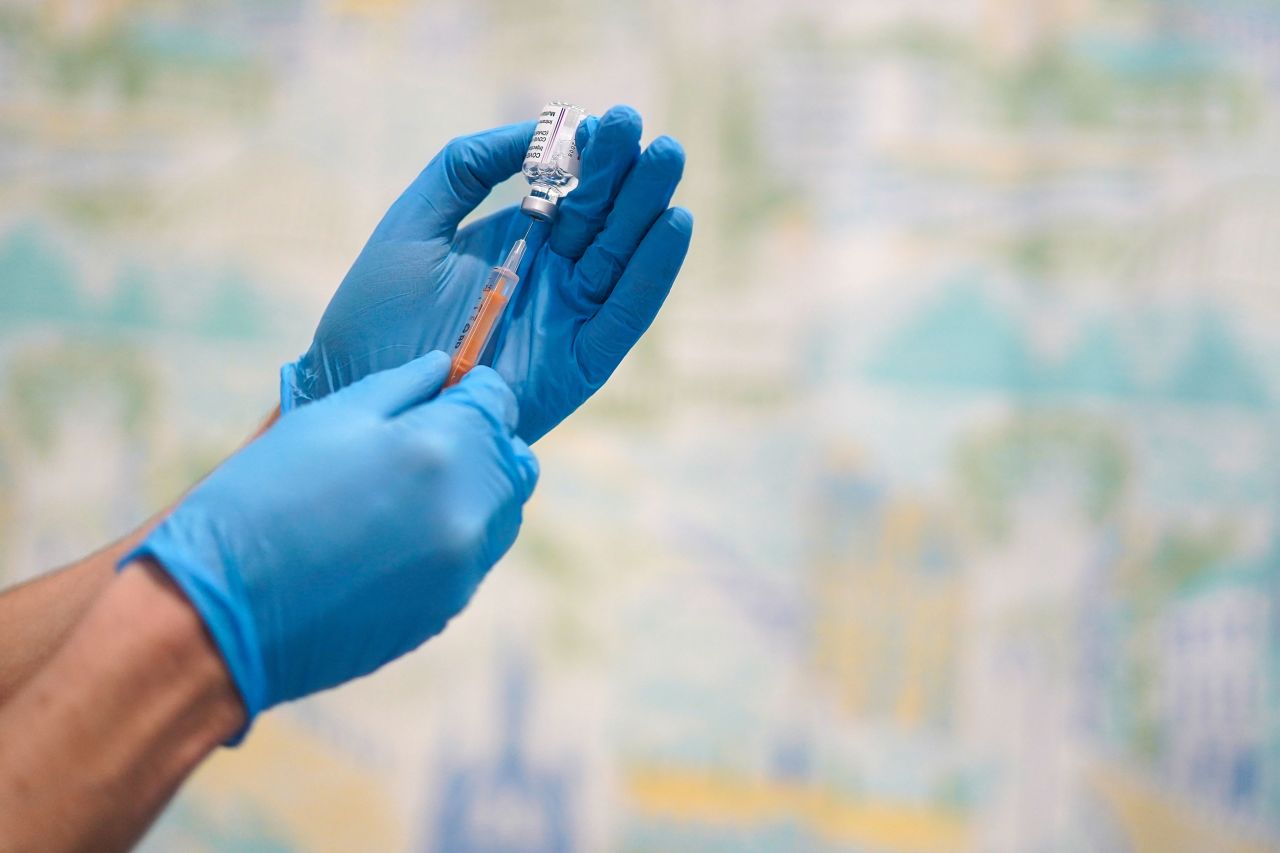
[520,102,587,222]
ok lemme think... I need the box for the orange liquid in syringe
[446,284,511,387]
[446,237,527,387]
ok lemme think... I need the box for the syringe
[445,102,586,387]
[445,221,532,387]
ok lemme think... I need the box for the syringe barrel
[446,266,519,387]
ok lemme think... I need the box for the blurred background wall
[3,0,1280,850]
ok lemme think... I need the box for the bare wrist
[0,561,245,852]
[114,559,246,747]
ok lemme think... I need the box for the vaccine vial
[520,102,586,222]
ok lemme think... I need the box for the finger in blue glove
[285,106,694,443]
[126,353,536,738]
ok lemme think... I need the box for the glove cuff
[117,523,269,746]
[279,360,308,413]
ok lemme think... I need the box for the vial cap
[520,195,559,222]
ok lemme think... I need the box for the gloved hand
[282,105,693,443]
[122,352,538,732]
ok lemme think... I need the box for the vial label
[523,102,585,183]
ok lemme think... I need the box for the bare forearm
[0,407,280,703]
[0,561,244,853]
[0,520,161,702]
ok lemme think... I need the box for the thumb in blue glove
[121,353,538,736]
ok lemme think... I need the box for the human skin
[0,415,280,852]
[0,560,244,853]
[0,352,535,850]
[0,409,278,705]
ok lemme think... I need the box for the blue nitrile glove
[121,353,537,731]
[281,105,693,443]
